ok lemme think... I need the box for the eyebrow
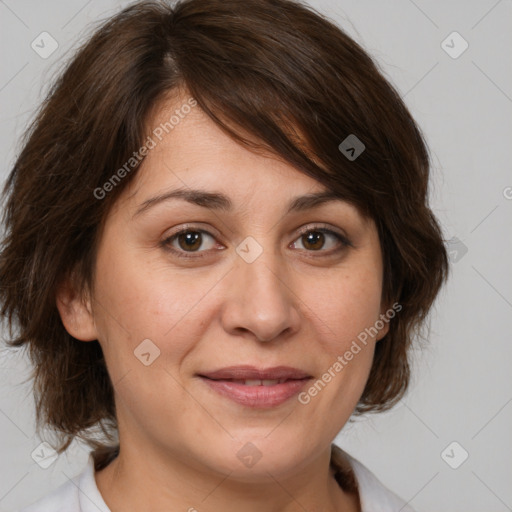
[133,186,347,218]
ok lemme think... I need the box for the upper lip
[198,365,312,380]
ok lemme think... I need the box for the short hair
[0,0,449,469]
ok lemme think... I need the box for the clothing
[337,446,416,512]
[19,444,416,512]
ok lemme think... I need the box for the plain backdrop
[0,1,511,511]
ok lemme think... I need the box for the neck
[95,441,360,512]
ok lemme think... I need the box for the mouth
[197,365,313,408]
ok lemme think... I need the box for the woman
[0,0,449,510]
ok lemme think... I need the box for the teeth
[240,379,284,386]
[244,379,263,386]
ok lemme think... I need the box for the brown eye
[163,229,218,256]
[161,225,351,261]
[291,228,349,254]
[176,231,203,251]
[300,231,326,251]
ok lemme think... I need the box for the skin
[57,89,390,512]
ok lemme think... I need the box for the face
[59,90,389,482]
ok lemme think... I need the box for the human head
[0,0,449,470]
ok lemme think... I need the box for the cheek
[299,262,383,412]
[91,244,216,370]
[312,266,384,351]
[299,276,380,423]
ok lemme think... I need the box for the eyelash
[160,224,353,260]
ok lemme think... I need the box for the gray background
[1,0,511,511]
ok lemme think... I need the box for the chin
[195,433,313,482]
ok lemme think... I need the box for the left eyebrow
[133,186,347,218]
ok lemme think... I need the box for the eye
[290,226,351,255]
[161,224,352,260]
[161,227,221,259]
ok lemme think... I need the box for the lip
[198,365,312,408]
[199,365,311,381]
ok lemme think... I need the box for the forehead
[130,92,324,192]
[117,90,371,226]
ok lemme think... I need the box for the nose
[220,252,301,343]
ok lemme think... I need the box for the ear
[376,319,390,342]
[375,301,392,342]
[55,274,98,342]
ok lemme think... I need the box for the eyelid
[294,223,353,247]
[164,222,220,238]
[161,224,221,257]
[161,222,352,259]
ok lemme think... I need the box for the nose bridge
[221,237,300,342]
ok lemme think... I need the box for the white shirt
[19,447,416,512]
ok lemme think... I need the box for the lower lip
[200,377,311,408]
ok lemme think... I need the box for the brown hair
[0,0,449,472]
